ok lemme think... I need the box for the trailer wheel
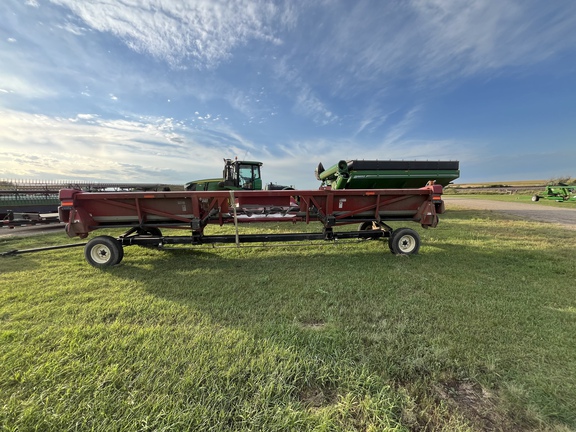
[147,227,162,236]
[137,227,162,236]
[85,236,124,268]
[358,221,372,231]
[358,221,380,240]
[389,228,420,255]
[531,195,540,202]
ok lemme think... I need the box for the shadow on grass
[5,214,575,430]
[0,255,42,274]
[106,220,576,430]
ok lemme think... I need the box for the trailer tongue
[59,183,447,268]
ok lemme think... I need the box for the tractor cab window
[238,164,261,189]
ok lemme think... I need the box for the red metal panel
[237,194,291,207]
[59,185,444,238]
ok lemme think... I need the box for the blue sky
[1,0,575,189]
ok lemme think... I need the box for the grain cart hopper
[531,184,576,202]
[316,160,460,190]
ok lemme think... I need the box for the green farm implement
[532,184,576,202]
[315,160,460,189]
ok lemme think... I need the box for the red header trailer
[58,184,445,267]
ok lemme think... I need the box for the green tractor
[185,159,264,191]
[532,184,576,202]
[184,158,295,191]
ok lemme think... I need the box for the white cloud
[0,110,191,180]
[7,38,17,43]
[56,22,89,36]
[378,106,422,147]
[73,113,98,122]
[295,87,338,125]
[407,0,575,77]
[354,106,392,136]
[0,109,265,183]
[0,107,477,189]
[298,1,576,91]
[0,74,57,98]
[49,0,295,68]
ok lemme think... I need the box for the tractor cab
[185,159,263,191]
[222,159,263,190]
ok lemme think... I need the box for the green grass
[1,213,576,431]
[448,193,576,207]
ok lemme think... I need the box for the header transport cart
[0,159,459,267]
[58,183,449,268]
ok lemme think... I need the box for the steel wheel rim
[90,244,112,264]
[397,235,416,253]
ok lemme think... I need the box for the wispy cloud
[354,103,394,137]
[0,73,57,99]
[2,0,573,186]
[56,22,89,36]
[0,109,260,182]
[295,87,338,125]
[49,0,295,69]
[14,0,573,128]
[295,0,576,92]
[378,106,422,147]
[408,0,576,78]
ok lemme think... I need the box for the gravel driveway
[444,197,576,230]
[0,224,65,238]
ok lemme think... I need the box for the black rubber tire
[84,236,124,268]
[531,195,540,202]
[358,221,373,231]
[146,227,162,237]
[358,221,380,240]
[136,227,162,236]
[388,228,420,255]
[135,227,162,248]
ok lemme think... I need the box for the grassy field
[450,180,548,188]
[1,211,576,431]
[447,193,576,208]
[450,178,574,188]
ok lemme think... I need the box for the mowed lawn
[1,210,575,431]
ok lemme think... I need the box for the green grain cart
[315,160,460,189]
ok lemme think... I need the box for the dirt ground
[444,197,576,230]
